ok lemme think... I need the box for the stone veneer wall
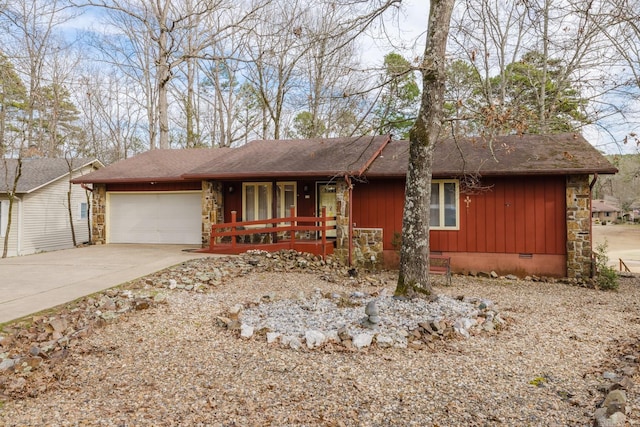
[352,228,383,270]
[333,179,350,264]
[202,181,223,247]
[566,175,592,279]
[91,184,107,245]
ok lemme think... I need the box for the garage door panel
[109,193,201,244]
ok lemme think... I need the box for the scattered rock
[240,324,254,339]
[305,330,326,349]
[353,333,373,349]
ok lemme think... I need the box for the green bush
[594,241,619,291]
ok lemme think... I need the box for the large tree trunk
[395,0,455,297]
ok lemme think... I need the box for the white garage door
[108,192,201,244]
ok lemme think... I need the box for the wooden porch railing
[620,258,631,272]
[207,206,336,259]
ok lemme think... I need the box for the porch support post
[334,177,352,266]
[91,183,107,245]
[202,180,223,248]
[566,175,592,279]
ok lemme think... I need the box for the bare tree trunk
[67,185,77,246]
[395,0,455,297]
[3,157,22,258]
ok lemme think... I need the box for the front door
[317,183,337,238]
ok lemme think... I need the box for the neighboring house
[73,133,617,278]
[0,157,103,257]
[591,199,621,223]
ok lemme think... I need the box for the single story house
[591,199,621,223]
[73,133,617,278]
[1,157,103,257]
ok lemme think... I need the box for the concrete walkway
[0,244,213,324]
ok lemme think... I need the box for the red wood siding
[106,182,201,192]
[223,182,243,221]
[352,176,567,256]
[351,179,406,250]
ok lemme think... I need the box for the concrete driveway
[0,244,213,324]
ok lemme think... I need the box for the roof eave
[181,170,362,180]
[71,176,199,184]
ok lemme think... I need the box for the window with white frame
[243,182,272,221]
[276,182,296,218]
[78,202,89,220]
[242,182,298,222]
[430,180,459,229]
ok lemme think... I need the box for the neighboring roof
[183,135,390,180]
[592,199,620,213]
[367,133,618,177]
[0,158,102,194]
[71,148,230,184]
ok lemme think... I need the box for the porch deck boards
[197,239,334,257]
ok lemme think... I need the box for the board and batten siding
[352,175,567,256]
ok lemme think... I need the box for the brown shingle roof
[367,133,617,177]
[0,158,100,193]
[183,135,390,179]
[71,148,230,184]
[72,133,616,185]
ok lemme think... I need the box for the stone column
[202,180,223,247]
[91,184,106,245]
[334,179,350,264]
[566,175,592,278]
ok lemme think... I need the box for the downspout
[80,183,94,192]
[589,173,598,277]
[345,174,353,267]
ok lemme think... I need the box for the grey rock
[353,333,373,349]
[281,335,302,350]
[0,358,17,371]
[365,300,379,316]
[305,330,326,349]
[594,407,626,427]
[240,324,254,339]
[266,332,281,344]
[375,335,394,348]
[49,317,68,333]
[368,315,380,325]
[603,389,626,415]
[505,274,518,280]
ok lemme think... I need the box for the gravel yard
[1,253,640,426]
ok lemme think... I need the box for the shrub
[594,241,619,291]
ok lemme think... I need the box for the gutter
[356,134,391,176]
